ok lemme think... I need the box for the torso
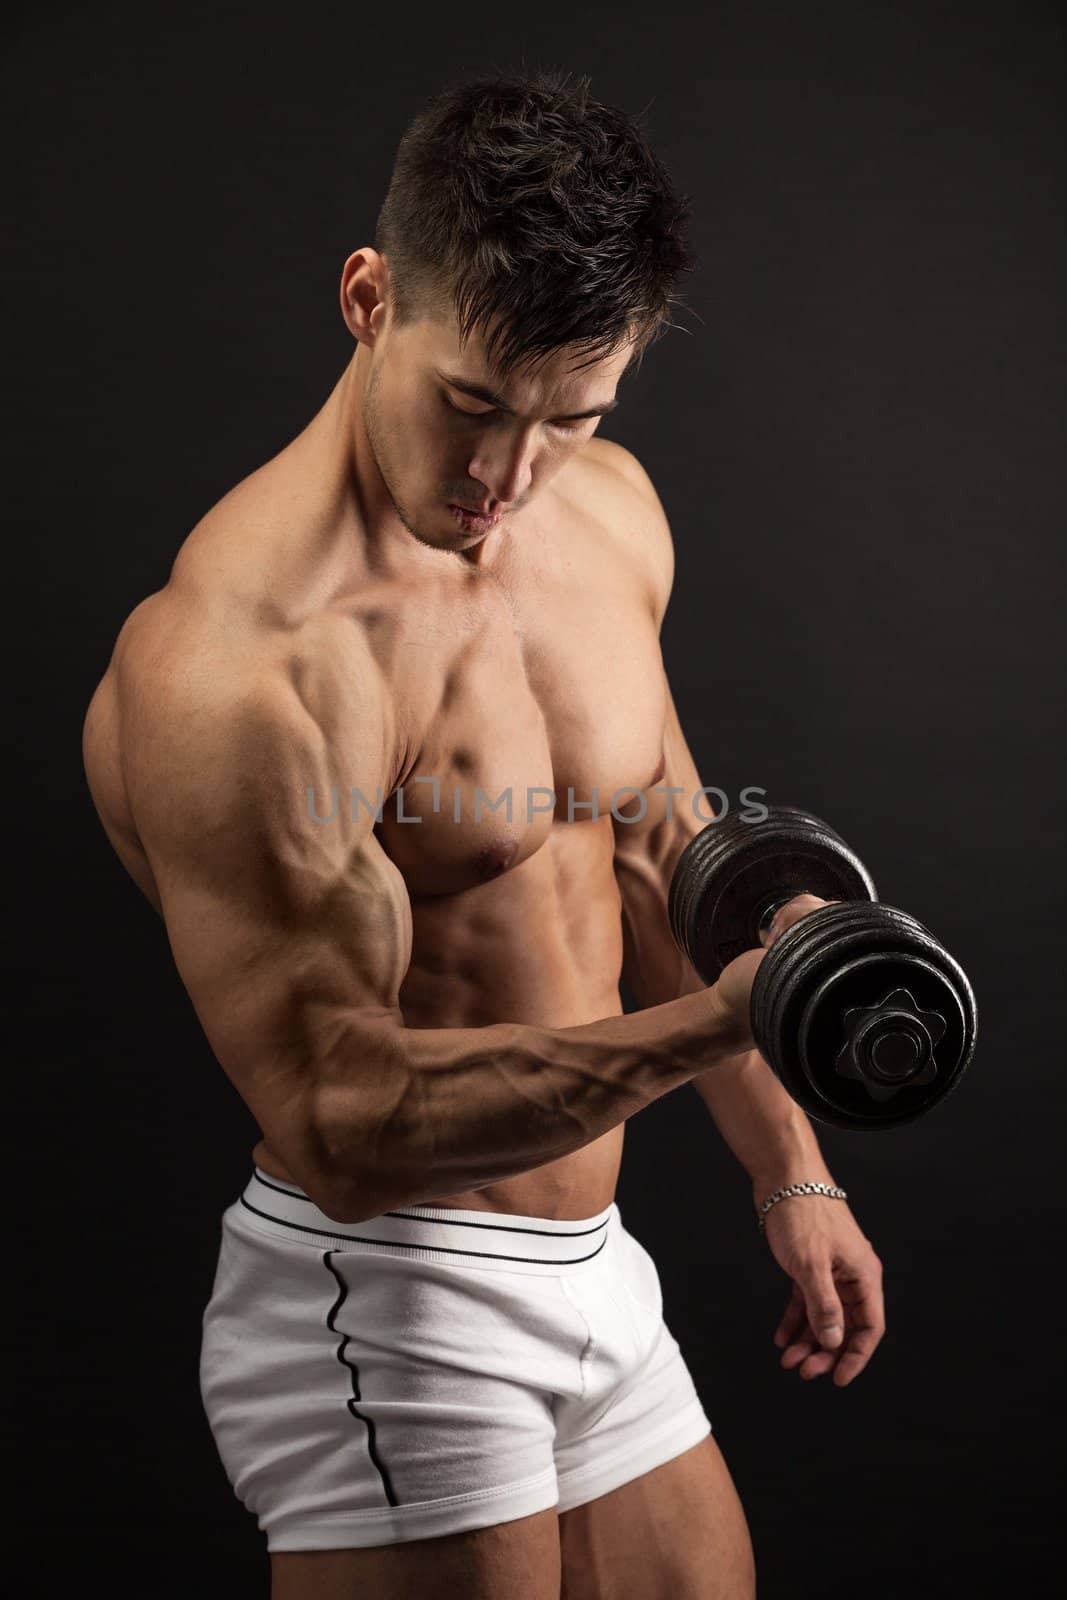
[85,398,667,1219]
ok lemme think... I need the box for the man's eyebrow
[436,370,619,421]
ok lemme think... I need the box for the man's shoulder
[106,576,377,748]
[574,436,675,625]
[106,579,256,699]
[580,435,658,499]
[101,584,395,844]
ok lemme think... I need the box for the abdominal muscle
[250,1130,626,1223]
[252,819,630,1222]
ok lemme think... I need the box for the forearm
[317,983,750,1222]
[690,1048,839,1200]
[614,820,837,1203]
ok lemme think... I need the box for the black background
[5,2,1064,1594]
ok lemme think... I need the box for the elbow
[308,1020,412,1224]
[315,1175,390,1226]
[309,1108,394,1226]
[309,1136,390,1225]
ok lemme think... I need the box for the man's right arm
[116,621,754,1225]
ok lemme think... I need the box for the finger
[786,1294,862,1378]
[795,1312,870,1381]
[780,1319,820,1369]
[759,894,814,947]
[831,1304,886,1387]
[760,894,838,947]
[831,1322,885,1386]
[801,1266,846,1351]
[797,1346,839,1380]
[791,1316,851,1379]
[774,1284,806,1348]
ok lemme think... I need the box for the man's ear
[340,247,391,348]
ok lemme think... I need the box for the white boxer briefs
[199,1168,712,1551]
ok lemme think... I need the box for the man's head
[340,70,694,552]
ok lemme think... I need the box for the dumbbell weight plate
[668,805,877,979]
[752,901,977,1129]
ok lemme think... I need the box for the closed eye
[442,392,590,432]
[444,394,494,420]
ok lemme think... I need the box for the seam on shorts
[322,1251,398,1507]
[559,1274,597,1402]
[269,1463,560,1525]
[558,1315,680,1449]
[556,1395,711,1495]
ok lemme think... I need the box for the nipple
[475,834,521,880]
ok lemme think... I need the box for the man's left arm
[604,440,885,1386]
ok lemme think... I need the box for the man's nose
[467,428,538,506]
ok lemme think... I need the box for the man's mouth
[448,503,501,530]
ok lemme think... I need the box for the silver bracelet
[757,1181,848,1233]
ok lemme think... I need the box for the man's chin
[397,510,453,553]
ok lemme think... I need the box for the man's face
[360,309,634,554]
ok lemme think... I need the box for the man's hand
[758,891,836,947]
[762,1194,886,1387]
[713,892,838,1049]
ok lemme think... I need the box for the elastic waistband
[237,1169,619,1270]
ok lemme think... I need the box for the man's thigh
[558,1435,756,1600]
[269,1506,562,1600]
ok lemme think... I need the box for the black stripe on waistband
[238,1195,610,1265]
[250,1170,613,1239]
[252,1171,313,1199]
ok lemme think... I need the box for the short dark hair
[374,69,695,377]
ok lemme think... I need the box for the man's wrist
[748,1115,838,1207]
[756,1180,849,1232]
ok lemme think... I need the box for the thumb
[804,1270,844,1348]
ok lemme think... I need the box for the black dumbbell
[667,805,978,1131]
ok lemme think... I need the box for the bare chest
[374,551,666,895]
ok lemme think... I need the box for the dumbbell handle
[755,892,831,943]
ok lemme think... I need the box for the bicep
[125,664,411,1202]
[612,675,709,859]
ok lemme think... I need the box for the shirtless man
[82,73,884,1599]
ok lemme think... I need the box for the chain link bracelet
[757,1181,849,1233]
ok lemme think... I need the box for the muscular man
[82,72,884,1599]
